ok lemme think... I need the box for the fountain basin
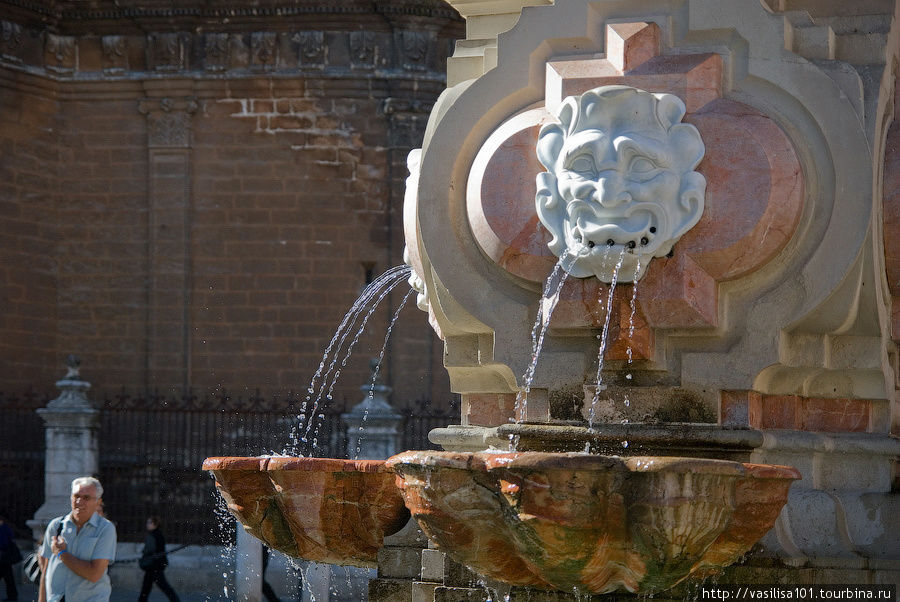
[203,456,410,567]
[385,451,799,594]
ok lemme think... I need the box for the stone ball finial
[64,354,81,379]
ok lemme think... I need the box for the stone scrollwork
[402,148,430,314]
[535,85,706,282]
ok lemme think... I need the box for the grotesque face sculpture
[535,85,706,282]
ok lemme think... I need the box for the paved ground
[9,581,233,601]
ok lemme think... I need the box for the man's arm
[37,554,48,602]
[50,534,110,583]
[56,550,110,583]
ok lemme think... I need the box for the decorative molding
[45,33,76,73]
[294,31,325,69]
[0,19,455,81]
[204,33,228,71]
[149,32,185,71]
[399,31,429,71]
[0,0,460,26]
[535,85,706,283]
[0,21,23,61]
[101,35,127,72]
[250,31,277,70]
[138,97,199,148]
[228,34,250,70]
[349,31,376,68]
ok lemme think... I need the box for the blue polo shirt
[41,512,117,602]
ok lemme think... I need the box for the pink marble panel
[683,99,804,280]
[550,54,723,113]
[463,392,517,426]
[802,397,870,432]
[468,108,557,282]
[606,22,660,73]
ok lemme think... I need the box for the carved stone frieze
[228,34,250,70]
[204,33,229,71]
[101,35,127,72]
[398,31,429,71]
[0,20,454,80]
[250,32,277,70]
[138,97,199,148]
[0,21,23,61]
[349,31,376,68]
[295,31,325,69]
[149,33,185,71]
[45,34,76,73]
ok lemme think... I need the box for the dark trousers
[262,578,279,602]
[0,562,16,601]
[138,567,180,602]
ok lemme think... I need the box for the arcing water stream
[285,265,412,457]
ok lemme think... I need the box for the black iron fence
[0,389,456,545]
[0,391,48,540]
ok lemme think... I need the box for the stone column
[235,524,263,602]
[342,360,403,460]
[28,356,100,541]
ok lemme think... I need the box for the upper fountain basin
[203,456,410,568]
[385,450,800,594]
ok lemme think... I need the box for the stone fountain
[207,0,900,599]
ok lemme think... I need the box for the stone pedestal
[368,519,430,602]
[28,356,100,541]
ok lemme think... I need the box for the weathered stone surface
[385,451,552,588]
[387,451,799,594]
[202,456,410,567]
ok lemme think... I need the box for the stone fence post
[28,356,100,541]
[342,360,403,461]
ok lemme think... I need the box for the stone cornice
[0,0,462,34]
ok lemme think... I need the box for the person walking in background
[0,512,20,601]
[39,476,117,602]
[261,546,279,602]
[137,516,179,602]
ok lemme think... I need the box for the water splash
[515,251,578,424]
[212,488,236,601]
[589,247,627,428]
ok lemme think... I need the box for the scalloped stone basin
[203,456,410,568]
[385,451,800,594]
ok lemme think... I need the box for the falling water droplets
[516,251,578,422]
[589,247,627,427]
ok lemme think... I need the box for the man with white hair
[38,476,117,602]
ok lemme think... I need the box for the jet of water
[286,265,412,456]
[515,251,579,424]
[352,288,414,459]
[589,247,627,427]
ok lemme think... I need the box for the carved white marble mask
[535,85,706,282]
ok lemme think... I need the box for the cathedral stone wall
[0,1,463,406]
